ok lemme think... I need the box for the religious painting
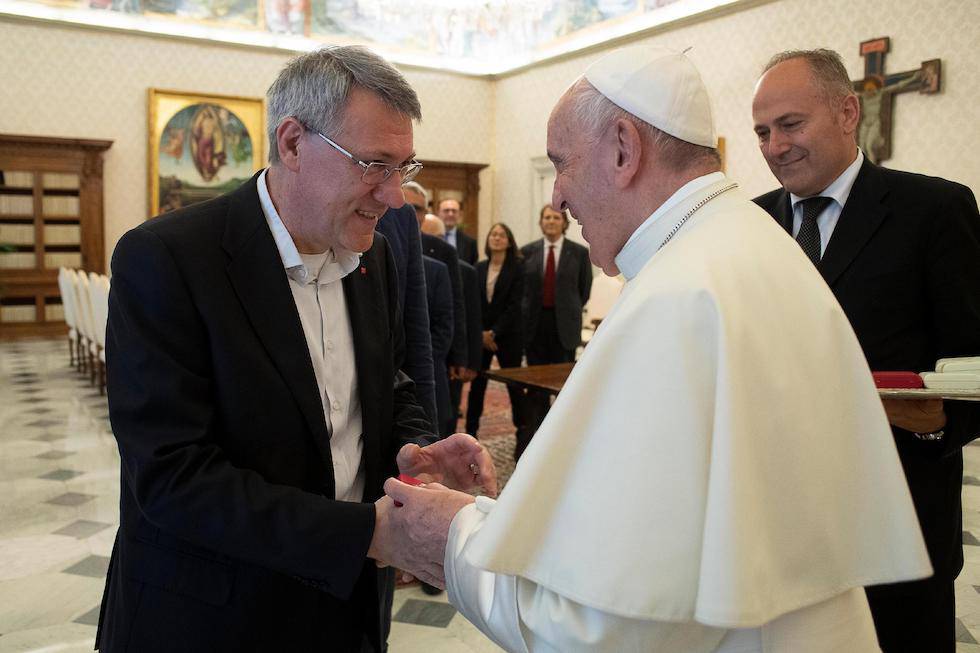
[852,37,941,164]
[264,0,305,34]
[148,89,265,217]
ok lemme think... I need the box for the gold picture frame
[148,88,265,217]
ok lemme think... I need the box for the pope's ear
[275,117,305,172]
[610,117,642,189]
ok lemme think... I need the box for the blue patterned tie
[797,196,832,265]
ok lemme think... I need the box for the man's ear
[276,117,305,172]
[610,118,643,189]
[839,93,861,136]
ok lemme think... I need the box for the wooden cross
[852,37,941,164]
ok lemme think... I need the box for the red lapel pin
[360,266,367,275]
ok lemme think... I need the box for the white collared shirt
[789,149,864,257]
[445,226,458,249]
[541,235,564,270]
[257,169,365,503]
[616,171,725,280]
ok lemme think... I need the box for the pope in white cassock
[369,46,932,652]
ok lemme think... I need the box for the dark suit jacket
[477,256,524,347]
[458,260,483,371]
[755,159,980,583]
[420,233,467,367]
[422,255,454,436]
[452,229,478,266]
[520,237,592,352]
[376,204,437,427]
[97,177,434,652]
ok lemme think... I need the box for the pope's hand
[367,478,475,589]
[397,433,498,497]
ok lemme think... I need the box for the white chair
[88,272,110,392]
[57,267,79,368]
[72,270,97,383]
[580,273,624,346]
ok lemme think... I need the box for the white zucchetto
[584,45,717,147]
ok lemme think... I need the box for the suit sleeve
[428,262,455,361]
[578,245,593,306]
[493,260,525,341]
[400,220,439,427]
[445,252,469,367]
[926,184,980,454]
[107,227,376,599]
[461,263,484,370]
[382,242,439,455]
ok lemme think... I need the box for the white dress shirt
[789,149,864,257]
[541,235,564,270]
[257,169,365,502]
[445,226,458,249]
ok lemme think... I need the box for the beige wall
[0,19,494,266]
[2,0,978,264]
[491,0,980,248]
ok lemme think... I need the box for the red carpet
[457,379,517,489]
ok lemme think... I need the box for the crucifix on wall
[853,37,941,164]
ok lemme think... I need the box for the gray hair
[763,49,854,105]
[564,78,720,172]
[266,45,422,163]
[401,180,430,206]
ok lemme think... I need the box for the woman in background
[465,223,525,437]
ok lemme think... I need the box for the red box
[872,371,924,389]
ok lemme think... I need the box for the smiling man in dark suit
[519,204,592,458]
[97,46,495,653]
[752,48,980,653]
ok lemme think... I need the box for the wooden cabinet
[0,134,112,338]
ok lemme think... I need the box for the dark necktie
[542,245,556,308]
[796,196,832,265]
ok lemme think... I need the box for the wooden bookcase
[0,134,112,339]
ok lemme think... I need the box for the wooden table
[486,363,980,402]
[484,362,574,396]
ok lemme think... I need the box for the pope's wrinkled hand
[368,478,475,589]
[397,432,498,497]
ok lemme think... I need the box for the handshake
[367,433,498,588]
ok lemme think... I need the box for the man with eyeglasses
[97,46,496,652]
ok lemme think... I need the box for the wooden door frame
[415,160,487,240]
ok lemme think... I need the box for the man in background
[421,213,482,433]
[519,204,592,459]
[752,48,980,652]
[376,203,437,427]
[404,182,474,435]
[439,197,478,265]
[421,253,455,437]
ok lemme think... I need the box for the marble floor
[3,337,980,652]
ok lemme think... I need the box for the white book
[935,357,980,373]
[921,372,980,391]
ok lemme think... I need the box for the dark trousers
[519,309,575,460]
[465,338,523,436]
[447,378,463,435]
[866,575,955,652]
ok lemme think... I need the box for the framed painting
[148,89,265,217]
